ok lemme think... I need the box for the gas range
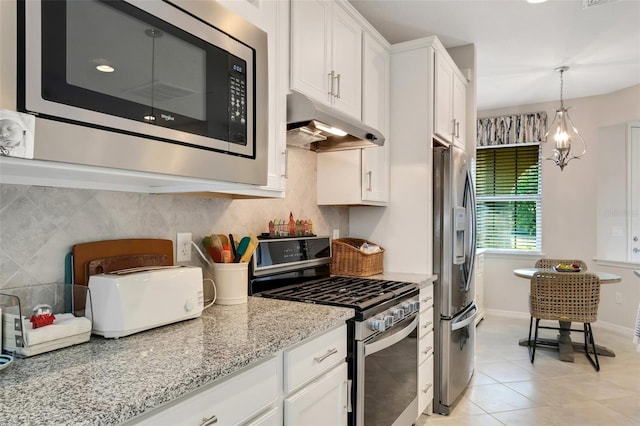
[249,236,418,320]
[249,236,420,426]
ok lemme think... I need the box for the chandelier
[543,66,586,171]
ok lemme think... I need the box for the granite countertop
[0,297,354,426]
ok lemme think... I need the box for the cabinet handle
[346,379,353,413]
[367,170,373,191]
[282,149,288,178]
[422,383,433,393]
[422,321,433,328]
[328,71,335,96]
[200,415,218,425]
[335,73,341,99]
[423,346,433,354]
[314,347,338,363]
[451,119,456,136]
[455,121,460,138]
[421,296,432,303]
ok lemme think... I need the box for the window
[475,143,542,251]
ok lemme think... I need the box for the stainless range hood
[286,92,385,152]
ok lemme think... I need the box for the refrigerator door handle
[462,168,477,292]
[451,303,478,331]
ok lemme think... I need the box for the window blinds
[476,144,542,250]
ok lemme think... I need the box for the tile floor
[417,314,640,426]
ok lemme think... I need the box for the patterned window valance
[476,112,547,147]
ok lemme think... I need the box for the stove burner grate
[259,275,417,311]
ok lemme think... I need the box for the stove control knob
[411,301,421,312]
[369,319,387,332]
[402,302,415,314]
[384,315,394,328]
[392,308,405,321]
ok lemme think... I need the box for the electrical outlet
[615,292,622,304]
[176,232,192,262]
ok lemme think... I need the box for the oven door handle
[364,317,417,356]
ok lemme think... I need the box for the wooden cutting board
[72,239,173,286]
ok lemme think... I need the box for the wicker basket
[330,238,384,277]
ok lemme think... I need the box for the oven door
[356,316,418,426]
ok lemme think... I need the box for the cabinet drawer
[284,325,347,393]
[418,353,434,414]
[131,356,279,426]
[419,306,434,339]
[419,329,434,365]
[420,285,434,311]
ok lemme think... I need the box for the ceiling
[348,0,640,111]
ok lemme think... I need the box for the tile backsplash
[0,148,349,289]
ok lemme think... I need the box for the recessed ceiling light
[526,0,548,3]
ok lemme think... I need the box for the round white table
[514,267,622,361]
[514,267,622,283]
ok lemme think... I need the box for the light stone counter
[0,297,354,426]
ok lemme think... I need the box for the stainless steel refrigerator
[432,144,478,415]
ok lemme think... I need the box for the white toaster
[86,266,204,338]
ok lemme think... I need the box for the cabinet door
[361,32,389,203]
[418,353,434,415]
[452,73,466,149]
[290,0,332,105]
[434,51,453,144]
[284,362,348,426]
[330,3,362,118]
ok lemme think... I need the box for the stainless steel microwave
[18,0,269,185]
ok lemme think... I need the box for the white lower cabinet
[126,325,348,426]
[283,324,348,426]
[418,284,435,415]
[130,356,280,426]
[284,362,348,425]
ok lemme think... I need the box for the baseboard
[484,309,635,338]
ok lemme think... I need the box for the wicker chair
[535,258,588,270]
[528,271,601,371]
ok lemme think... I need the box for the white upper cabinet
[290,0,362,119]
[361,31,390,203]
[434,47,467,148]
[316,29,390,206]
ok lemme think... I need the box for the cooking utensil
[234,236,251,263]
[239,233,259,263]
[208,234,223,263]
[228,234,237,260]
[217,234,230,247]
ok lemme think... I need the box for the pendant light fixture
[543,66,586,171]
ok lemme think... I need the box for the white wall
[479,84,640,333]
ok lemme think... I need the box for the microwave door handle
[364,317,417,356]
